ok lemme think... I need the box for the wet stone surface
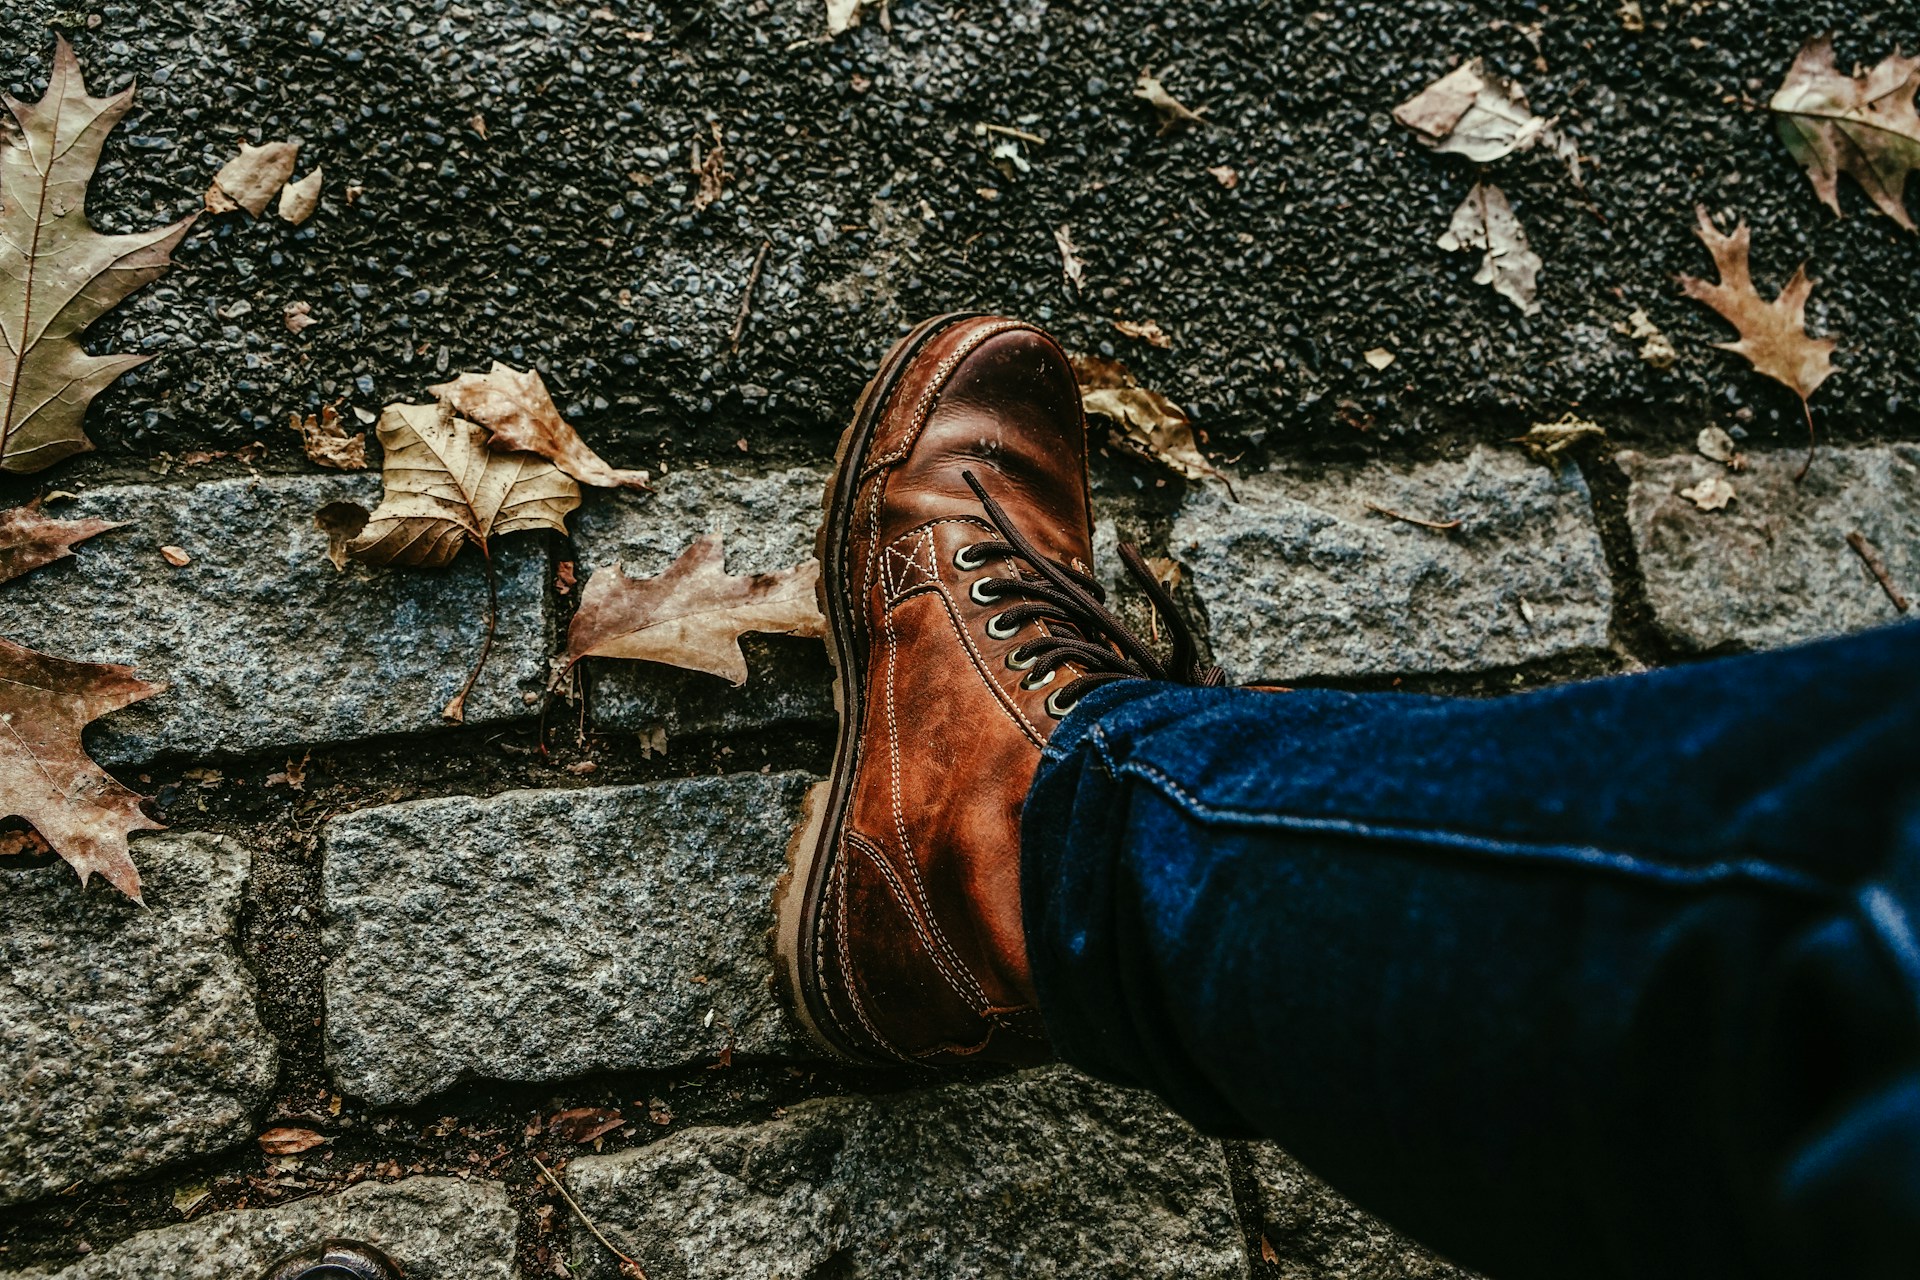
[1251,1145,1482,1280]
[570,465,834,737]
[0,1177,516,1280]
[565,1064,1250,1280]
[0,834,276,1209]
[1173,447,1612,681]
[0,475,552,766]
[321,773,814,1107]
[1620,446,1919,652]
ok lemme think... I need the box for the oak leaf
[1437,182,1541,315]
[0,502,120,585]
[0,37,195,474]
[0,638,163,900]
[563,534,825,685]
[1678,207,1836,476]
[1770,35,1920,230]
[1072,354,1229,490]
[429,363,651,491]
[348,401,581,569]
[205,140,299,216]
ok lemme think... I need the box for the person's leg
[1024,621,1920,1280]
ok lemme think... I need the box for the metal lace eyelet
[1005,646,1038,671]
[953,543,989,571]
[1020,668,1056,691]
[985,613,1020,641]
[969,578,1001,606]
[1045,687,1081,718]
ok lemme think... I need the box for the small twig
[1847,531,1910,612]
[729,238,771,355]
[531,1154,647,1279]
[1365,502,1462,532]
[1794,397,1815,484]
[443,547,500,722]
[975,122,1046,145]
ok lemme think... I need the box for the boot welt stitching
[845,830,991,1017]
[827,845,915,1064]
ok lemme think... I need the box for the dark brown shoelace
[961,470,1224,717]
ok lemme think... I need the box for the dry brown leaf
[430,362,650,491]
[284,300,318,334]
[0,503,120,586]
[0,638,163,900]
[206,139,301,216]
[548,1107,625,1144]
[159,544,190,567]
[563,535,826,685]
[314,502,368,572]
[1678,207,1837,475]
[1616,307,1677,369]
[1394,58,1581,180]
[348,401,580,569]
[1696,425,1741,466]
[1112,318,1171,348]
[1437,182,1541,315]
[1053,224,1086,295]
[257,1126,326,1156]
[825,0,888,36]
[691,122,727,213]
[288,404,367,471]
[1771,35,1920,229]
[1512,413,1605,459]
[1135,70,1208,134]
[1,38,195,474]
[1363,347,1396,370]
[1679,476,1736,511]
[1207,164,1240,189]
[278,166,323,225]
[1071,354,1229,490]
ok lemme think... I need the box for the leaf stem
[444,545,499,722]
[1794,396,1815,484]
[531,1154,647,1279]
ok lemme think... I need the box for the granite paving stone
[565,1064,1249,1280]
[0,1177,515,1280]
[322,773,813,1107]
[1172,446,1613,681]
[0,834,276,1208]
[569,466,833,738]
[0,475,552,765]
[1619,446,1919,652]
[1252,1145,1481,1280]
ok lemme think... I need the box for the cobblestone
[0,475,551,765]
[1620,446,1919,652]
[570,466,833,737]
[322,773,813,1106]
[1173,447,1612,680]
[0,1178,515,1279]
[0,834,275,1208]
[565,1065,1249,1280]
[1252,1145,1480,1280]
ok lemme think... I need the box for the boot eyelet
[953,543,990,571]
[1045,687,1082,719]
[1005,646,1038,671]
[969,578,1001,606]
[1020,668,1056,691]
[985,613,1020,641]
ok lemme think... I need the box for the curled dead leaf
[1206,164,1239,189]
[1053,224,1086,296]
[1135,69,1208,134]
[1112,318,1171,349]
[207,140,301,216]
[284,300,318,334]
[257,1126,326,1156]
[1616,308,1677,369]
[278,166,323,225]
[1696,425,1742,467]
[289,404,366,471]
[1679,476,1736,512]
[1072,354,1229,491]
[563,535,826,685]
[1438,182,1541,315]
[159,545,190,567]
[430,363,650,491]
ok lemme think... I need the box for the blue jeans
[1023,622,1920,1280]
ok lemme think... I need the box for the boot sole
[774,311,989,1063]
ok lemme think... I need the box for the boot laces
[960,470,1224,717]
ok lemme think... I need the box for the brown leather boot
[777,313,1221,1066]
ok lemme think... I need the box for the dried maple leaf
[1438,182,1541,314]
[0,502,120,585]
[563,534,826,685]
[1770,35,1920,230]
[1135,70,1208,134]
[206,139,300,216]
[288,404,366,470]
[1678,207,1837,477]
[348,401,581,570]
[430,363,651,491]
[1071,354,1229,491]
[0,637,162,900]
[0,38,195,474]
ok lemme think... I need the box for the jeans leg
[1022,622,1920,1280]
